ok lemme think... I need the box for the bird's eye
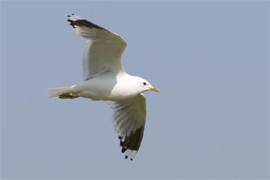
[143,82,147,86]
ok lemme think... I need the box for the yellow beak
[150,87,160,92]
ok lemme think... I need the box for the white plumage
[48,14,159,160]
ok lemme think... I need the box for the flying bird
[48,14,159,160]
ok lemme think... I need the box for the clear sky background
[1,1,269,179]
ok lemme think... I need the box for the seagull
[48,14,159,161]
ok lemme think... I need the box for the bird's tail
[48,86,76,98]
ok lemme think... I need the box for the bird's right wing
[106,94,146,160]
[67,14,127,80]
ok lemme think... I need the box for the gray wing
[106,94,146,160]
[68,14,127,80]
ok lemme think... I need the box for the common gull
[48,14,159,160]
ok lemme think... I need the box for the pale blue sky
[1,1,269,179]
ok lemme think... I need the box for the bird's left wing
[106,94,146,160]
[67,14,127,80]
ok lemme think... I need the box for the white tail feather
[48,87,73,98]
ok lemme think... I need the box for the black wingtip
[67,13,74,18]
[125,155,128,159]
[67,19,75,28]
[130,158,133,161]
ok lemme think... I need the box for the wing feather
[68,14,127,80]
[107,94,146,160]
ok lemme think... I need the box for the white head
[113,76,159,99]
[133,76,160,93]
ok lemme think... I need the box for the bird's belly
[79,88,136,101]
[74,76,138,101]
[109,87,138,101]
[75,79,116,101]
[77,91,101,101]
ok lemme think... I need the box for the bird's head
[135,77,160,93]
